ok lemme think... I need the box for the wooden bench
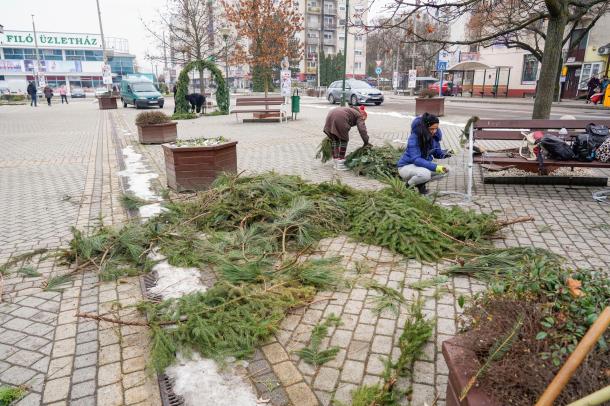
[232,96,287,122]
[522,91,536,98]
[471,119,610,173]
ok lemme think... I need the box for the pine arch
[175,59,229,114]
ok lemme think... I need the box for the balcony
[566,48,585,63]
[323,38,335,46]
[306,66,317,74]
[307,6,321,13]
[324,8,336,15]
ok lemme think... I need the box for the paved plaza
[1,98,609,405]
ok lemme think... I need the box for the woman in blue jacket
[397,113,452,194]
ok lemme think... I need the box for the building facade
[0,29,136,94]
[297,0,367,83]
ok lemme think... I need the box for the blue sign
[375,67,382,75]
[436,61,447,71]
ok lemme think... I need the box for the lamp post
[31,15,43,88]
[340,0,350,106]
[220,27,230,93]
[95,0,110,90]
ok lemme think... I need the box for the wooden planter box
[163,141,238,192]
[415,97,445,116]
[137,122,178,144]
[98,96,118,110]
[442,337,500,406]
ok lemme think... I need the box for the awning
[446,61,492,71]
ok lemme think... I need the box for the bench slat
[475,119,610,130]
[232,109,281,113]
[473,155,610,168]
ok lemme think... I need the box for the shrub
[135,111,172,126]
[171,112,198,120]
[1,94,26,102]
[418,89,437,98]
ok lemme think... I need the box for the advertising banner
[407,69,417,88]
[280,69,291,97]
[102,64,112,85]
[23,60,85,73]
[0,60,24,73]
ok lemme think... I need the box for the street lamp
[340,0,350,106]
[220,27,230,92]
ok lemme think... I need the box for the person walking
[586,74,601,103]
[323,105,370,170]
[59,85,68,104]
[397,112,453,195]
[43,85,54,106]
[27,81,38,107]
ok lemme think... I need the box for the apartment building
[297,0,367,82]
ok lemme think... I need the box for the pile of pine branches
[344,145,404,181]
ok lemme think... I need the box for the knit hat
[359,105,367,117]
[421,113,439,127]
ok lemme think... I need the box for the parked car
[95,87,111,97]
[120,78,164,109]
[428,81,462,96]
[326,79,384,106]
[71,87,86,98]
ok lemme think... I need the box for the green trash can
[291,89,300,120]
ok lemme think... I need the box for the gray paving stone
[6,349,45,367]
[72,366,97,384]
[70,396,96,406]
[75,340,98,355]
[13,393,42,406]
[3,317,33,331]
[74,352,98,369]
[70,380,97,399]
[22,323,54,337]
[340,360,365,384]
[0,365,37,385]
[313,367,340,391]
[76,330,97,344]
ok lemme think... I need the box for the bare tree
[366,0,610,119]
[143,0,225,93]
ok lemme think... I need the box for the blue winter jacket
[397,117,448,171]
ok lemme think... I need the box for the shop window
[579,62,603,90]
[521,54,538,84]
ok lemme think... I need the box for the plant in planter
[162,136,237,192]
[416,88,445,116]
[135,111,178,144]
[97,90,118,110]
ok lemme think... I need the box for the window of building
[307,0,318,7]
[65,50,103,61]
[0,75,5,81]
[323,31,333,40]
[354,62,362,70]
[324,45,334,54]
[354,49,363,56]
[40,49,63,60]
[307,31,319,39]
[324,16,335,26]
[324,3,334,13]
[308,15,319,25]
[521,54,538,84]
[579,62,603,90]
[3,48,36,60]
[307,61,316,68]
[355,35,363,41]
[108,57,135,76]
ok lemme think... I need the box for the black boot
[416,183,429,195]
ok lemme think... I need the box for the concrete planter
[415,97,445,116]
[442,337,500,406]
[137,122,178,144]
[162,141,238,192]
[98,96,118,110]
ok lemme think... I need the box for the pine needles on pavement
[366,281,406,316]
[120,194,149,210]
[42,274,73,292]
[295,314,342,367]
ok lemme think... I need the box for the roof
[446,61,511,71]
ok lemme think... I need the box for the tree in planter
[143,0,229,94]
[368,0,609,119]
[223,0,303,96]
[175,60,229,114]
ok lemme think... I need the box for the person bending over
[397,112,452,194]
[323,105,369,170]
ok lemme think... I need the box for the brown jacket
[323,107,369,144]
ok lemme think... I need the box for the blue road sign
[436,61,447,71]
[375,67,382,75]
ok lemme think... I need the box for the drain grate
[141,271,163,303]
[158,374,185,406]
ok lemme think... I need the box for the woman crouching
[397,112,452,194]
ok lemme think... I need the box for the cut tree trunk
[199,66,206,94]
[532,6,568,119]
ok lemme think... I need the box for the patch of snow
[138,203,167,219]
[118,146,160,201]
[148,251,207,299]
[166,353,259,406]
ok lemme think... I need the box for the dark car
[71,87,86,98]
[326,79,384,106]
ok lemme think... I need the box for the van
[120,78,164,109]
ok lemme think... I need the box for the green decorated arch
[175,59,229,114]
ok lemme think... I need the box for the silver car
[326,79,384,106]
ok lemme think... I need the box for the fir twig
[295,314,342,366]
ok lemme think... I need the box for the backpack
[597,137,610,163]
[519,131,543,161]
[539,135,575,160]
[573,124,610,161]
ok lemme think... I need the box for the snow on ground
[148,250,207,300]
[166,353,259,406]
[118,145,167,219]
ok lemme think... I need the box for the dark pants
[328,134,348,159]
[46,97,52,106]
[61,95,68,104]
[30,95,37,106]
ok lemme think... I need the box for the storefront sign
[1,31,102,49]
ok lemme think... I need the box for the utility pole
[95,0,110,90]
[163,32,168,71]
[340,0,349,106]
[31,15,43,88]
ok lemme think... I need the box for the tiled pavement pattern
[0,99,608,405]
[0,102,161,406]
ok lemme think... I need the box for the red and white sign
[375,60,383,67]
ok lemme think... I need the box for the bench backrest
[474,119,610,140]
[235,96,285,106]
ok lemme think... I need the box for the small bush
[136,111,172,126]
[418,89,437,98]
[1,94,26,102]
[171,112,198,120]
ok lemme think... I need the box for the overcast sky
[2,0,167,71]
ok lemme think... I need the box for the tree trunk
[532,10,568,119]
[264,71,269,98]
[198,66,205,94]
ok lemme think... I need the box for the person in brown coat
[323,105,369,170]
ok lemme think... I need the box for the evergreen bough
[175,59,229,115]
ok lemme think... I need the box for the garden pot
[137,122,178,144]
[415,97,445,116]
[98,96,118,110]
[442,337,500,406]
[162,141,238,192]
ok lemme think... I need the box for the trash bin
[291,89,300,120]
